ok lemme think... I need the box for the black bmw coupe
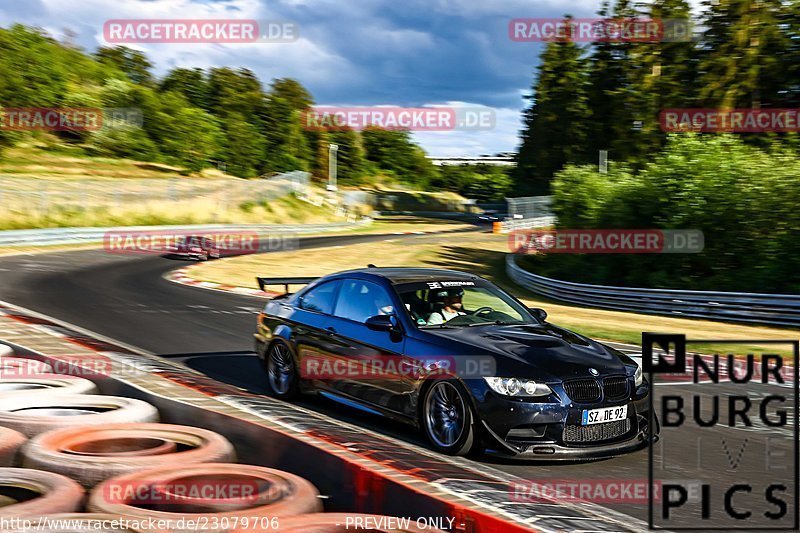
[253,267,656,459]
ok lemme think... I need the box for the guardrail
[500,216,555,232]
[0,222,359,247]
[506,254,800,327]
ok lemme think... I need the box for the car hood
[422,323,634,382]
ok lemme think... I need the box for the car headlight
[484,377,551,398]
[634,364,643,387]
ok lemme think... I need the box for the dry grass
[0,142,221,181]
[0,194,344,230]
[188,232,799,354]
[0,243,104,257]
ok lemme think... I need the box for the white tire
[0,344,12,358]
[0,395,159,437]
[0,374,97,399]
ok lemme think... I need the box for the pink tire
[0,427,25,466]
[23,424,235,488]
[89,463,321,532]
[0,468,83,517]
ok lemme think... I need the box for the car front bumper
[469,380,658,460]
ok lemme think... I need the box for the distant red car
[167,235,220,261]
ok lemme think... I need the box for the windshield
[394,280,534,328]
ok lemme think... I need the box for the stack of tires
[0,342,440,532]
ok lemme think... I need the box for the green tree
[260,95,309,173]
[90,124,159,161]
[623,0,698,158]
[268,78,317,172]
[269,78,313,111]
[305,129,330,181]
[698,0,787,109]
[206,68,264,120]
[95,47,154,86]
[361,127,436,187]
[543,135,800,292]
[219,114,264,178]
[584,1,642,162]
[515,24,590,194]
[160,68,208,108]
[0,25,70,106]
[327,127,366,184]
[161,107,222,172]
[432,165,513,201]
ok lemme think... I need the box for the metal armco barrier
[500,216,555,233]
[506,254,800,327]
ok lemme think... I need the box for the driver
[427,288,466,325]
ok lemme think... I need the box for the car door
[327,278,414,417]
[291,280,353,391]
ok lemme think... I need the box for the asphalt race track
[0,230,796,528]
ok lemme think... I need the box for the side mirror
[529,307,547,322]
[365,314,397,332]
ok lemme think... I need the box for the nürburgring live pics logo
[644,333,799,530]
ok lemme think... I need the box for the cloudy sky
[0,0,667,156]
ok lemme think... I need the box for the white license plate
[581,404,628,426]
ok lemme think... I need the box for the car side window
[334,279,394,323]
[299,281,341,315]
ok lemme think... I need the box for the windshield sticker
[427,281,475,289]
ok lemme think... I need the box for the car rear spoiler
[256,277,318,296]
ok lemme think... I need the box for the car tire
[265,341,300,400]
[22,423,236,488]
[0,468,84,517]
[421,379,479,456]
[0,394,159,437]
